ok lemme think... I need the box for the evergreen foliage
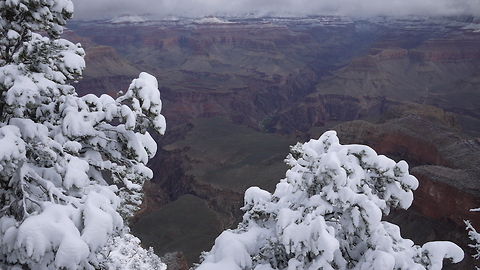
[0,0,166,269]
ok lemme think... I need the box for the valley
[66,15,480,269]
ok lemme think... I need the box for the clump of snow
[7,29,20,40]
[0,125,25,178]
[421,241,464,270]
[117,72,166,135]
[63,156,90,189]
[3,204,90,269]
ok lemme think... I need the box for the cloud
[71,0,480,20]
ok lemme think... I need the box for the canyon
[66,15,480,269]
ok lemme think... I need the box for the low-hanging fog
[71,0,480,20]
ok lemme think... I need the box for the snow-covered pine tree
[0,0,166,269]
[195,131,463,270]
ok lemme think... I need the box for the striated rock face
[411,166,480,225]
[310,25,480,116]
[265,95,398,134]
[159,67,317,129]
[77,22,321,129]
[68,16,480,133]
[369,47,408,61]
[408,38,480,61]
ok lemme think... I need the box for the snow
[4,73,38,115]
[109,14,146,24]
[81,187,122,252]
[57,49,85,77]
[136,131,157,158]
[465,219,480,263]
[64,156,90,189]
[63,141,82,153]
[0,125,25,161]
[359,250,395,270]
[9,119,48,142]
[421,241,465,269]
[244,186,272,209]
[9,204,90,268]
[197,16,231,24]
[99,232,166,269]
[7,29,20,40]
[0,125,25,179]
[62,104,97,137]
[121,105,136,130]
[197,227,271,270]
[254,264,275,270]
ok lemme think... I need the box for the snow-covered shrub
[465,208,480,269]
[195,131,463,270]
[0,0,166,269]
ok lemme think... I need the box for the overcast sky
[70,0,480,20]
